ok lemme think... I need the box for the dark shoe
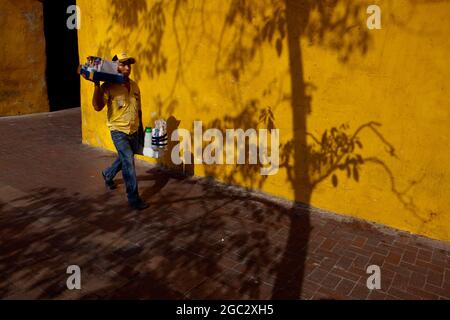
[129,199,149,211]
[102,171,117,190]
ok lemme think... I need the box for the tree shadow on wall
[94,0,423,300]
[98,0,168,81]
[200,0,372,299]
[97,0,186,118]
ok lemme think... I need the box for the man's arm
[137,88,143,128]
[92,81,106,111]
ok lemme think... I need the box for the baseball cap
[112,52,136,64]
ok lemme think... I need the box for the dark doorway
[43,0,80,111]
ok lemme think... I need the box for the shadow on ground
[0,166,314,299]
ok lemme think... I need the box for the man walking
[90,52,149,210]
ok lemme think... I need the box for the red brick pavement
[0,109,449,300]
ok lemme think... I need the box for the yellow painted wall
[78,0,450,242]
[0,0,49,116]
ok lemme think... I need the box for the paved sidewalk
[0,109,449,300]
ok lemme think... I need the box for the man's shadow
[160,115,194,176]
[139,115,194,202]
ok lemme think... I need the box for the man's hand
[81,73,100,87]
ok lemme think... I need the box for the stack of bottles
[143,119,168,159]
[85,56,103,72]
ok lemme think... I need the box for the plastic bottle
[152,128,160,151]
[143,127,155,157]
[144,127,152,149]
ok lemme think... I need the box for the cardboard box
[78,56,124,83]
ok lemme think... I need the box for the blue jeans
[103,130,141,205]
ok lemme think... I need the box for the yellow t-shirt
[101,79,141,134]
